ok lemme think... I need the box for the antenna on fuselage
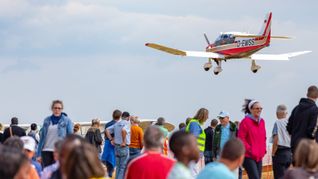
[204,33,211,45]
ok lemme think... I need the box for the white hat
[217,111,230,118]
[20,136,36,152]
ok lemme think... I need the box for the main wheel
[252,69,258,73]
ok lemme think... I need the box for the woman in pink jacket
[238,99,266,179]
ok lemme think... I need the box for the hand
[36,157,42,163]
[110,140,115,146]
[120,142,126,147]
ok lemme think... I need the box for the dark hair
[178,123,186,130]
[242,99,253,114]
[11,117,18,125]
[156,117,165,126]
[3,136,24,151]
[112,110,122,120]
[31,123,37,131]
[307,85,318,99]
[169,131,192,158]
[144,126,164,149]
[0,146,29,179]
[185,118,192,125]
[210,119,218,127]
[51,100,64,109]
[221,138,245,161]
[122,111,130,119]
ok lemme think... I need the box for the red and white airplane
[145,12,311,75]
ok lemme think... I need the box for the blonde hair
[193,108,209,124]
[294,139,318,172]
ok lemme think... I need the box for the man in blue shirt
[197,138,245,179]
[213,111,238,158]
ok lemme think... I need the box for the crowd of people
[0,85,318,179]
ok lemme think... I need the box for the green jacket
[213,121,238,157]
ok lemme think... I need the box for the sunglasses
[53,107,63,110]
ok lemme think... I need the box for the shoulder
[198,163,234,179]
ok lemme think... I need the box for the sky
[0,0,317,138]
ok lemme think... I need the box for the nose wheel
[251,60,261,73]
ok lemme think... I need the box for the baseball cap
[217,111,230,118]
[20,136,36,152]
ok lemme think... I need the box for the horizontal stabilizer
[250,51,311,60]
[145,43,223,58]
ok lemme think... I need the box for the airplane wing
[250,51,311,61]
[145,43,223,58]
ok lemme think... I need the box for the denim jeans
[272,148,292,179]
[243,157,262,179]
[129,148,141,160]
[203,151,214,165]
[115,145,129,179]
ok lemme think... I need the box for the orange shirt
[129,125,143,149]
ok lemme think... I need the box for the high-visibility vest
[186,119,206,152]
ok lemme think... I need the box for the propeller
[204,33,211,45]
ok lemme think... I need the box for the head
[242,99,263,118]
[143,126,164,151]
[169,131,200,164]
[294,139,318,171]
[193,108,209,124]
[73,123,81,133]
[130,116,140,125]
[0,146,30,179]
[53,140,63,161]
[51,100,64,117]
[91,118,101,127]
[112,110,122,120]
[122,111,130,120]
[220,138,245,171]
[217,111,230,126]
[3,136,24,151]
[276,104,287,119]
[178,123,186,130]
[307,85,318,101]
[185,118,192,125]
[30,123,37,131]
[156,117,165,126]
[20,136,36,159]
[210,119,218,128]
[11,117,18,125]
[63,142,105,179]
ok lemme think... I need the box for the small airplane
[145,12,311,75]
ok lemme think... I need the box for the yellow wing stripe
[145,43,186,56]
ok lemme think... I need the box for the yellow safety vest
[186,119,206,152]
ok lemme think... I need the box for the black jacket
[204,126,215,152]
[85,127,103,153]
[287,98,318,152]
[3,125,26,142]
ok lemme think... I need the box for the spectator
[271,104,292,179]
[3,117,26,142]
[106,111,131,179]
[204,118,218,164]
[287,85,318,154]
[178,122,186,131]
[238,99,266,179]
[167,131,200,179]
[197,138,245,179]
[0,145,31,179]
[284,139,318,179]
[28,123,40,144]
[129,116,143,159]
[155,117,169,138]
[63,142,106,179]
[185,117,192,126]
[213,111,238,158]
[41,140,63,179]
[37,100,73,167]
[0,123,3,143]
[125,126,175,179]
[73,123,81,135]
[101,109,122,178]
[21,136,42,178]
[85,118,103,154]
[186,108,209,177]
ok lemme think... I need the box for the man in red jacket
[125,126,175,179]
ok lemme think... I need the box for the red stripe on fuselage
[216,45,265,57]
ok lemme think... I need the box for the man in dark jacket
[213,111,238,158]
[3,117,26,142]
[287,85,318,154]
[204,119,218,164]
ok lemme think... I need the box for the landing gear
[203,62,212,71]
[213,60,222,75]
[251,60,261,73]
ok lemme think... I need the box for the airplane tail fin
[259,12,272,45]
